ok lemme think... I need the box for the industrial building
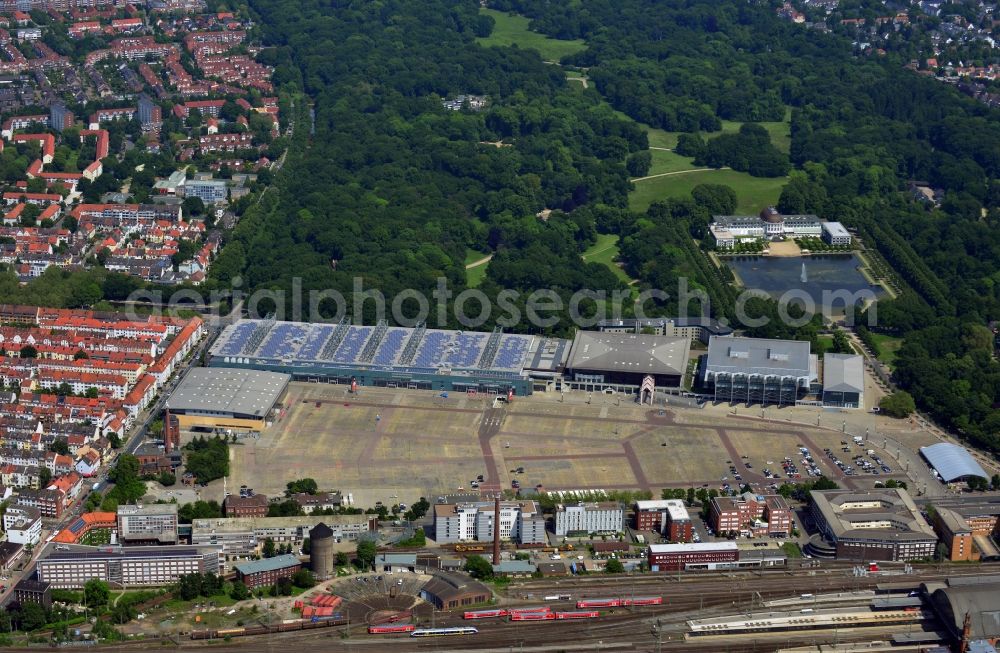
[920,443,990,483]
[234,554,301,589]
[553,502,624,536]
[208,318,557,396]
[806,488,937,561]
[634,500,692,541]
[702,336,817,405]
[207,318,697,397]
[165,367,290,432]
[821,354,864,408]
[117,504,179,545]
[648,542,739,571]
[563,331,689,393]
[597,317,733,345]
[434,500,546,544]
[191,514,376,557]
[36,545,221,588]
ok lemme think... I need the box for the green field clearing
[871,333,904,366]
[630,169,787,214]
[645,149,700,176]
[465,248,491,288]
[582,233,633,285]
[478,9,585,61]
[640,108,791,153]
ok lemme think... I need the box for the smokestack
[492,495,501,565]
[960,611,972,653]
[163,409,172,454]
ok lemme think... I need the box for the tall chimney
[959,611,972,653]
[163,409,172,454]
[492,495,501,565]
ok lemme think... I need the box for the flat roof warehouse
[166,367,290,419]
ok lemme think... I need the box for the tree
[48,437,70,455]
[38,467,52,489]
[16,602,47,631]
[604,558,625,573]
[356,539,377,569]
[158,470,176,486]
[335,551,349,567]
[880,391,916,418]
[285,478,318,495]
[464,554,493,580]
[19,345,37,359]
[262,537,276,559]
[625,151,652,177]
[291,569,316,588]
[276,577,293,596]
[178,573,202,600]
[691,183,737,215]
[182,195,205,217]
[84,579,110,609]
[230,580,250,601]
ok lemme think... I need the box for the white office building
[434,501,546,544]
[554,502,624,536]
[3,505,41,546]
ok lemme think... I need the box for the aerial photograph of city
[0,0,999,651]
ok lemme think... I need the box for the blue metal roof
[919,443,988,482]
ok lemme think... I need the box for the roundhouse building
[418,571,491,609]
[165,367,290,433]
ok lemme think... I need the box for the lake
[725,254,884,314]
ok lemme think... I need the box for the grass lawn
[582,233,633,285]
[871,333,904,366]
[477,9,585,61]
[644,149,699,177]
[630,169,787,214]
[465,248,491,288]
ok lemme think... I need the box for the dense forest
[193,0,1000,453]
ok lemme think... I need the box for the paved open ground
[224,383,956,505]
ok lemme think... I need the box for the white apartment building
[434,501,546,544]
[3,505,41,545]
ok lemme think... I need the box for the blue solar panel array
[445,333,488,368]
[213,320,542,375]
[297,325,336,360]
[218,322,257,356]
[413,331,449,368]
[68,518,87,534]
[256,323,310,358]
[333,326,372,363]
[373,328,408,366]
[494,336,530,369]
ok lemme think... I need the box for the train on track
[368,624,416,634]
[190,617,347,640]
[410,627,478,637]
[576,596,663,608]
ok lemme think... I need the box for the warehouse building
[807,488,937,561]
[165,367,290,432]
[648,542,739,571]
[36,545,221,588]
[920,443,990,484]
[702,336,817,405]
[564,331,689,394]
[553,502,624,536]
[822,353,864,409]
[419,571,491,609]
[434,500,546,544]
[234,554,301,589]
